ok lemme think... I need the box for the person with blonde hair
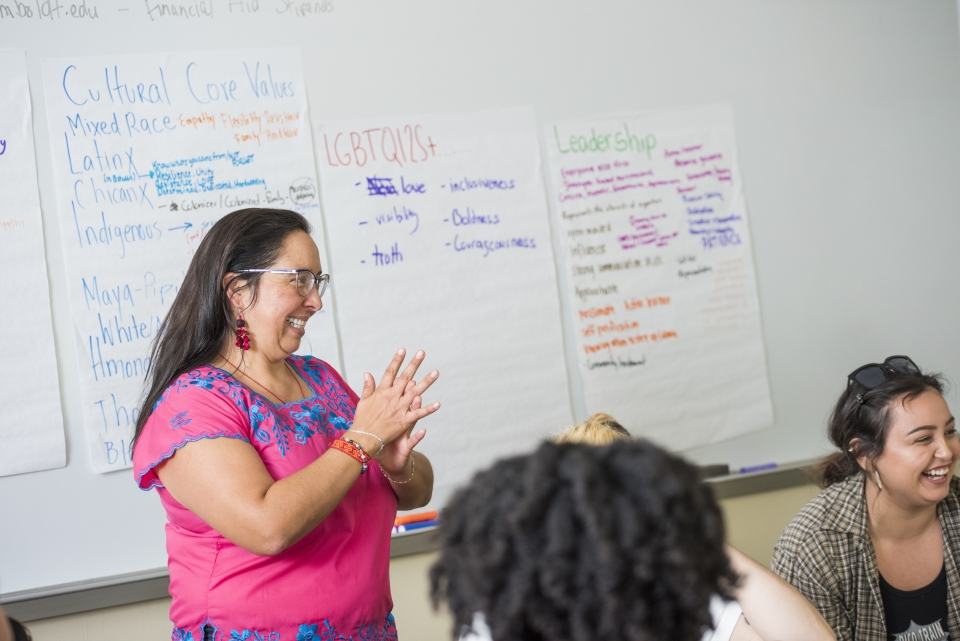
[553,412,631,445]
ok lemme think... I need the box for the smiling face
[231,230,323,362]
[872,390,958,509]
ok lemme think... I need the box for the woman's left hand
[377,381,427,478]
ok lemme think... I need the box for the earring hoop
[874,469,884,494]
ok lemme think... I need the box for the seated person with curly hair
[430,438,834,641]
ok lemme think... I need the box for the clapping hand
[350,348,440,477]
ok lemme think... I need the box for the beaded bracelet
[331,437,369,473]
[347,430,385,457]
[381,455,415,484]
[340,437,369,471]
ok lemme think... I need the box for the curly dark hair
[430,440,737,641]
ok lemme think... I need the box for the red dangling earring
[235,313,250,350]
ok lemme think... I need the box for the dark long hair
[430,440,737,641]
[813,361,946,487]
[132,208,311,450]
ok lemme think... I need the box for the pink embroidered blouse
[133,356,398,641]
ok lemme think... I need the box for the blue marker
[392,519,438,535]
[739,462,777,474]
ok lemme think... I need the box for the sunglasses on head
[847,355,920,390]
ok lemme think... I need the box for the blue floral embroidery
[193,613,394,641]
[289,405,326,441]
[318,620,351,641]
[269,416,293,457]
[357,613,398,641]
[290,620,351,641]
[250,404,270,444]
[231,631,279,641]
[294,420,315,444]
[179,371,217,392]
[175,369,247,410]
[298,358,356,418]
[170,412,192,429]
[287,359,354,442]
[297,624,318,641]
[146,357,358,467]
[328,415,350,434]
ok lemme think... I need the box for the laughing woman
[132,209,440,641]
[772,356,959,641]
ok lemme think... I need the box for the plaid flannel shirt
[771,473,960,641]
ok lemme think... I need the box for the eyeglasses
[237,269,330,298]
[847,355,920,390]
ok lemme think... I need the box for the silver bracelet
[381,456,415,484]
[348,430,385,456]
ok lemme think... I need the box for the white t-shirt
[461,596,743,641]
[705,596,744,641]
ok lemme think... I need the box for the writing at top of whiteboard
[0,0,333,24]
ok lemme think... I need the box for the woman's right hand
[349,348,440,453]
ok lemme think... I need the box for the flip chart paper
[0,50,67,477]
[315,107,573,508]
[42,48,338,473]
[545,105,773,450]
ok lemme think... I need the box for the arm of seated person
[729,615,763,641]
[157,437,364,556]
[728,545,836,641]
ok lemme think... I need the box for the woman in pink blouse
[132,208,440,641]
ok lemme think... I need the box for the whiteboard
[2,0,960,595]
